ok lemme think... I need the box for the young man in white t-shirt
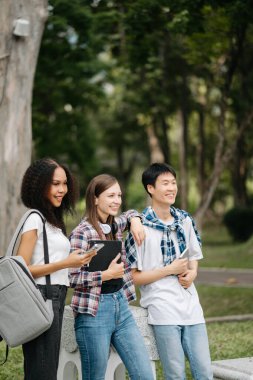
[125,163,213,380]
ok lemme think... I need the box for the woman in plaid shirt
[69,174,154,380]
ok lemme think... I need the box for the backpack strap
[6,209,45,257]
[6,209,52,297]
[41,219,53,299]
[0,342,8,365]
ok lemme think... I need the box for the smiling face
[147,172,178,207]
[95,182,122,222]
[46,167,68,207]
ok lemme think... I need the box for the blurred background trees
[31,0,253,232]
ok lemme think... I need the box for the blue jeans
[75,289,154,380]
[153,324,213,380]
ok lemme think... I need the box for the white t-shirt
[22,213,70,286]
[132,216,205,325]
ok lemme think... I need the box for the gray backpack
[0,209,54,355]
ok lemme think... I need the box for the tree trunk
[146,125,165,163]
[194,23,248,227]
[231,133,249,207]
[0,0,48,253]
[153,115,170,164]
[196,107,206,199]
[178,108,188,210]
[115,145,138,210]
[195,110,253,227]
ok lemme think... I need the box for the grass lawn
[1,320,252,380]
[198,285,253,317]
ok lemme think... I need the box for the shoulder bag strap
[41,219,53,299]
[6,209,44,257]
[6,209,52,297]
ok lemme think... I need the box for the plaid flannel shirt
[69,210,138,316]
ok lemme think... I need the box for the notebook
[87,240,122,272]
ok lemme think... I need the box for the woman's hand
[102,253,124,281]
[65,249,96,268]
[130,217,145,246]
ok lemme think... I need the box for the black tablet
[87,240,122,272]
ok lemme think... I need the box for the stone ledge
[61,305,159,360]
[212,357,253,380]
[61,306,253,380]
[129,305,159,360]
[61,306,77,353]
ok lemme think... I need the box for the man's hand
[178,268,197,288]
[167,258,188,275]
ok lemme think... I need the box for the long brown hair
[85,174,118,239]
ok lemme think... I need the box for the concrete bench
[57,305,159,380]
[57,305,252,380]
[213,357,253,380]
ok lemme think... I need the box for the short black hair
[142,163,176,197]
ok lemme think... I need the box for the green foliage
[32,0,253,212]
[223,207,253,241]
[33,1,105,187]
[126,179,148,211]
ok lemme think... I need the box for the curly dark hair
[21,157,78,234]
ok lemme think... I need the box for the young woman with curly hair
[17,157,95,380]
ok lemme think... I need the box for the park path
[196,267,253,287]
[196,267,253,322]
